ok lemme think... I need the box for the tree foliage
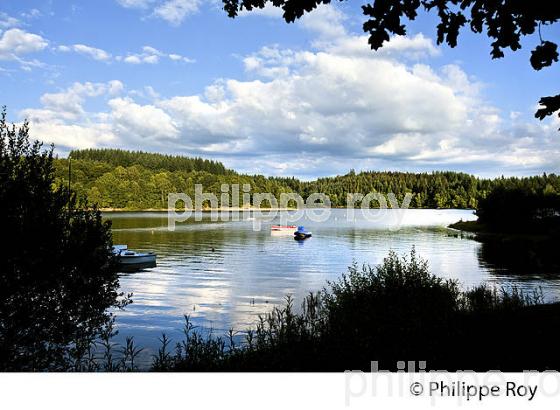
[223,0,560,125]
[70,148,227,175]
[476,185,560,234]
[0,110,126,371]
[54,148,560,210]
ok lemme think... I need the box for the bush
[0,109,128,371]
[476,186,560,234]
[150,248,558,372]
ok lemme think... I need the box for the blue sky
[1,1,559,178]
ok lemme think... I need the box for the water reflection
[106,209,560,363]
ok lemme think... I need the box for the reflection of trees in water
[476,236,560,275]
[1,111,127,371]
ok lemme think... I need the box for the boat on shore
[112,245,157,271]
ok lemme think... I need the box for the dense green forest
[70,148,228,174]
[54,149,560,210]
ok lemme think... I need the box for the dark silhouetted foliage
[149,249,560,371]
[0,109,128,371]
[223,0,560,124]
[476,185,560,234]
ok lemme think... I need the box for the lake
[107,209,560,365]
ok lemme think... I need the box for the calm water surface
[107,209,560,363]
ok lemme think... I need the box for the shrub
[0,109,128,371]
[149,248,556,372]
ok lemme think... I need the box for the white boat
[271,225,297,236]
[112,245,157,271]
[271,225,297,231]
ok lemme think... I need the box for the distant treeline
[70,149,228,175]
[54,149,560,210]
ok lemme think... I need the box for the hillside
[54,149,560,210]
[70,149,228,175]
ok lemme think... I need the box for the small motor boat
[294,226,312,240]
[271,225,297,231]
[271,225,297,236]
[112,245,157,271]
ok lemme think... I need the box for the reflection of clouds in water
[108,209,560,361]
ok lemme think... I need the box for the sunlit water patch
[106,209,560,366]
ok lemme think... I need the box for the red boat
[271,225,297,231]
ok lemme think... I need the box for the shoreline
[101,207,476,212]
[448,219,556,240]
[100,207,297,212]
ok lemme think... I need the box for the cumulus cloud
[0,28,48,71]
[116,45,195,64]
[299,3,348,40]
[237,3,284,19]
[155,51,476,160]
[0,28,48,59]
[21,81,124,149]
[58,44,112,61]
[153,0,201,25]
[118,46,162,64]
[0,12,20,29]
[109,97,180,141]
[20,9,43,20]
[116,0,155,8]
[22,4,560,176]
[56,43,194,65]
[116,0,202,25]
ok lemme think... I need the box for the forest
[54,148,560,210]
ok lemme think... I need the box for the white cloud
[109,97,180,141]
[154,51,473,157]
[116,0,155,9]
[0,12,20,29]
[58,44,112,61]
[21,9,42,20]
[56,42,194,65]
[143,54,159,64]
[153,0,201,25]
[122,55,143,64]
[116,0,202,25]
[21,81,124,149]
[0,28,48,60]
[34,81,124,119]
[27,122,116,150]
[299,4,347,40]
[117,45,194,64]
[324,33,440,61]
[237,3,284,19]
[169,53,195,63]
[20,6,560,176]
